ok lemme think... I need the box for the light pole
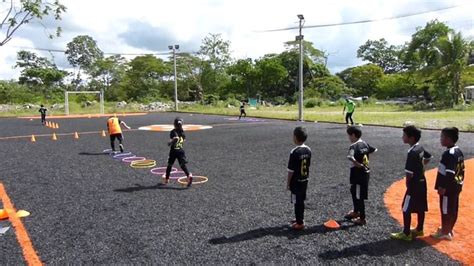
[296,14,304,121]
[168,44,179,111]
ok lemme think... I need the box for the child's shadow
[318,238,428,260]
[114,183,187,193]
[209,222,356,244]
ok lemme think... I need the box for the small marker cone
[46,121,50,127]
[31,135,36,142]
[324,219,340,230]
[55,123,59,129]
[0,209,9,220]
[74,132,79,139]
[30,118,33,121]
[52,132,58,141]
[88,114,91,118]
[16,210,30,218]
[101,130,106,137]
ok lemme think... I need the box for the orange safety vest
[107,117,122,135]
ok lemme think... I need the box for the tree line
[1,20,473,108]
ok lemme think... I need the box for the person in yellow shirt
[107,116,131,153]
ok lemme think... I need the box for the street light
[296,14,305,121]
[169,44,179,111]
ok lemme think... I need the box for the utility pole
[168,44,180,111]
[297,14,305,121]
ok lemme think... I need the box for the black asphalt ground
[0,112,472,264]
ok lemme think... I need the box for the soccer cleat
[430,231,453,241]
[351,217,366,226]
[390,232,413,241]
[186,174,193,187]
[292,223,305,231]
[344,211,360,220]
[119,144,124,153]
[289,220,297,225]
[162,178,169,185]
[410,229,424,238]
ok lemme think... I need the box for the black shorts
[110,133,123,142]
[440,193,459,215]
[351,182,368,200]
[290,180,308,201]
[168,149,187,165]
[402,189,428,213]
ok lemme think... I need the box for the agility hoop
[177,176,208,185]
[130,159,156,168]
[150,167,177,175]
[113,152,133,159]
[122,156,146,163]
[161,171,186,180]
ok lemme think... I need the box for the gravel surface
[0,112,472,264]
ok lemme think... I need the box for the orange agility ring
[138,124,212,132]
[177,176,208,185]
[385,159,474,265]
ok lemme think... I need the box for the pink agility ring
[122,156,146,163]
[150,167,177,176]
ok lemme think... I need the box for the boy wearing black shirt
[39,105,47,125]
[164,117,193,187]
[431,127,465,241]
[287,126,311,230]
[391,126,432,241]
[345,126,377,225]
[239,101,247,120]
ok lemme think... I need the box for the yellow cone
[101,130,106,137]
[52,133,57,141]
[16,210,30,218]
[31,135,36,142]
[55,123,59,129]
[74,132,79,139]
[46,121,50,127]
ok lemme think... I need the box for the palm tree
[434,32,468,105]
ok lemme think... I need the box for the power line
[258,5,460,32]
[9,45,173,56]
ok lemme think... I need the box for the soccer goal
[64,90,104,115]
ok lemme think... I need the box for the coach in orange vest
[107,116,131,153]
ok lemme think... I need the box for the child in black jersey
[164,117,193,187]
[344,126,377,226]
[287,126,312,230]
[431,127,465,241]
[391,125,432,241]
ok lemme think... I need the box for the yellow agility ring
[130,159,156,168]
[177,176,208,185]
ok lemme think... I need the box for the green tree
[120,55,169,101]
[357,38,405,73]
[65,35,103,86]
[376,73,418,99]
[90,55,127,93]
[308,75,349,99]
[0,0,66,46]
[255,55,288,99]
[15,50,67,88]
[226,58,258,98]
[338,64,384,96]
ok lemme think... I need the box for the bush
[203,94,219,105]
[304,98,323,108]
[273,96,286,105]
[413,101,433,111]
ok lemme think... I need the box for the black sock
[403,212,411,235]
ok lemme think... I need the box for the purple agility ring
[150,167,177,176]
[113,152,133,159]
[122,156,146,163]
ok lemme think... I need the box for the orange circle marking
[385,159,474,264]
[138,124,212,132]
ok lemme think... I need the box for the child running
[39,104,47,125]
[164,117,193,187]
[239,101,247,120]
[431,127,465,241]
[345,126,377,225]
[287,126,311,230]
[107,116,131,153]
[391,125,432,241]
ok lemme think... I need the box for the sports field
[0,112,472,264]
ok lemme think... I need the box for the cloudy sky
[0,0,473,79]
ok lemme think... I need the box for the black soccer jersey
[435,146,465,194]
[347,139,377,173]
[240,104,244,110]
[39,107,47,116]
[287,144,312,182]
[170,129,186,150]
[405,143,432,189]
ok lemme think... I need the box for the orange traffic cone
[0,209,9,220]
[52,133,57,141]
[31,135,36,142]
[74,132,79,139]
[101,130,106,137]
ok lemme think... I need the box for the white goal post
[65,90,104,115]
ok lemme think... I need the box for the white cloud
[0,0,472,79]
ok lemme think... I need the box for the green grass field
[180,104,474,132]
